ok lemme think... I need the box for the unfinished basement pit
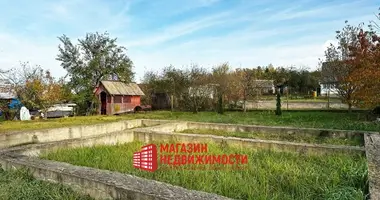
[37,140,368,200]
[0,119,373,200]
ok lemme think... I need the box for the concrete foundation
[0,119,376,199]
[364,133,380,200]
[184,122,368,139]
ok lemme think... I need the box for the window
[123,96,131,103]
[114,96,122,103]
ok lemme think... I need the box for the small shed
[94,81,145,115]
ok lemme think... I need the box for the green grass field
[0,168,93,200]
[1,111,379,133]
[41,141,368,200]
[178,129,364,146]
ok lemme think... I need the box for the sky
[0,0,379,83]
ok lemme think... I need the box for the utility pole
[286,87,289,110]
[327,86,330,110]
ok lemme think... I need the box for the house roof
[320,62,340,84]
[0,79,16,99]
[100,81,145,96]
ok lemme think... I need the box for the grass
[41,141,368,200]
[1,110,379,133]
[178,129,364,146]
[0,168,93,200]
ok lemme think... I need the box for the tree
[186,65,211,113]
[56,32,134,115]
[347,11,380,109]
[235,68,256,112]
[225,71,241,109]
[212,62,230,114]
[17,70,64,118]
[275,92,282,116]
[323,22,363,112]
[4,63,64,118]
[142,66,191,111]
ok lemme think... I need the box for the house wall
[320,84,340,97]
[96,84,142,115]
[110,95,141,115]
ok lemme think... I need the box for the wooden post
[256,89,259,110]
[286,87,289,110]
[327,86,330,110]
[171,95,174,112]
[111,95,114,115]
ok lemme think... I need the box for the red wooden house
[94,81,145,115]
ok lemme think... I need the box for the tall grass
[178,129,364,146]
[41,141,368,200]
[0,168,93,200]
[1,111,379,133]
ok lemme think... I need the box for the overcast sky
[0,0,379,83]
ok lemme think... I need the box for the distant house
[252,80,275,95]
[94,81,145,115]
[320,62,340,97]
[0,79,16,100]
[188,84,218,100]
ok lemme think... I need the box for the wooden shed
[94,81,145,115]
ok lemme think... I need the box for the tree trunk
[348,103,352,113]
[275,92,282,116]
[243,99,247,112]
[171,95,174,112]
[86,101,94,116]
[217,94,224,114]
[192,98,198,114]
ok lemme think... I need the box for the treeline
[141,63,320,112]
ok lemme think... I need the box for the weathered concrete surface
[8,130,135,157]
[148,122,188,133]
[0,154,231,200]
[365,133,380,200]
[0,119,171,149]
[134,129,365,155]
[185,122,369,139]
[245,100,348,110]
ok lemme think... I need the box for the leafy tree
[5,63,64,118]
[286,67,321,95]
[212,62,230,114]
[56,32,134,115]
[185,65,212,113]
[347,11,380,109]
[225,71,241,109]
[322,22,363,112]
[235,68,264,112]
[142,66,191,110]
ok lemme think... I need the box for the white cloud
[0,33,64,77]
[267,0,372,21]
[125,11,232,47]
[128,39,331,83]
